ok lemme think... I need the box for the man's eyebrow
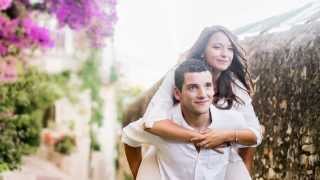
[185,83,199,87]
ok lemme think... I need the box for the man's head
[174,59,213,115]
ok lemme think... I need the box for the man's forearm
[238,125,265,173]
[124,144,142,178]
[238,147,255,173]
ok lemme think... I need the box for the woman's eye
[188,86,196,90]
[206,84,212,88]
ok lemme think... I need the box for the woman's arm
[144,120,204,142]
[142,68,175,128]
[142,66,200,141]
[233,80,263,147]
[192,129,257,148]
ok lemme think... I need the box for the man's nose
[197,87,206,97]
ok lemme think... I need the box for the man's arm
[122,118,163,178]
[238,147,255,173]
[238,125,264,173]
[124,144,142,179]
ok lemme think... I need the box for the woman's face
[204,32,234,73]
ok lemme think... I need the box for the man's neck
[181,107,211,131]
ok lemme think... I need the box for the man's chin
[194,107,210,114]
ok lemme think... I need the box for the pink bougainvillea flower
[0,44,7,56]
[21,18,54,48]
[44,0,117,48]
[0,56,18,83]
[29,26,55,48]
[0,0,12,10]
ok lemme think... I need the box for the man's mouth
[194,100,209,105]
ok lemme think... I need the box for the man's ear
[174,87,181,101]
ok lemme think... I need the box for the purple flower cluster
[46,0,118,47]
[23,18,55,47]
[52,0,93,30]
[0,0,12,10]
[1,0,118,56]
[0,15,54,56]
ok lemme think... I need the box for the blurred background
[0,0,319,180]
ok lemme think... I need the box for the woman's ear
[174,87,181,102]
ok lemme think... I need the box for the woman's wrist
[224,130,237,143]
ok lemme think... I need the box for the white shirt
[122,105,251,180]
[143,66,262,146]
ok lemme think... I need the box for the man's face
[175,71,213,116]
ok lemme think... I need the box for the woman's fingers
[200,129,211,134]
[197,139,210,147]
[190,136,205,143]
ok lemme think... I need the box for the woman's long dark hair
[187,25,253,109]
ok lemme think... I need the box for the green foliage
[90,130,101,152]
[0,68,70,172]
[54,135,76,155]
[78,50,104,127]
[109,65,119,83]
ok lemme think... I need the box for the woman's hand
[191,129,232,149]
[190,129,232,153]
[190,132,225,154]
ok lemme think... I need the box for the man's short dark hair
[174,59,210,91]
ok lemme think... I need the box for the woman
[138,25,262,179]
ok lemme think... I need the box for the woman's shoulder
[231,77,252,104]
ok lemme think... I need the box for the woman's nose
[220,48,227,57]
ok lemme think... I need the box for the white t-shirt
[122,105,251,180]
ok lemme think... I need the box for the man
[122,59,254,179]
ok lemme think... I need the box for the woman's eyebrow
[211,42,232,47]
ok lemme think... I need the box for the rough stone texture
[243,22,320,179]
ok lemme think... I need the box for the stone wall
[244,22,320,179]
